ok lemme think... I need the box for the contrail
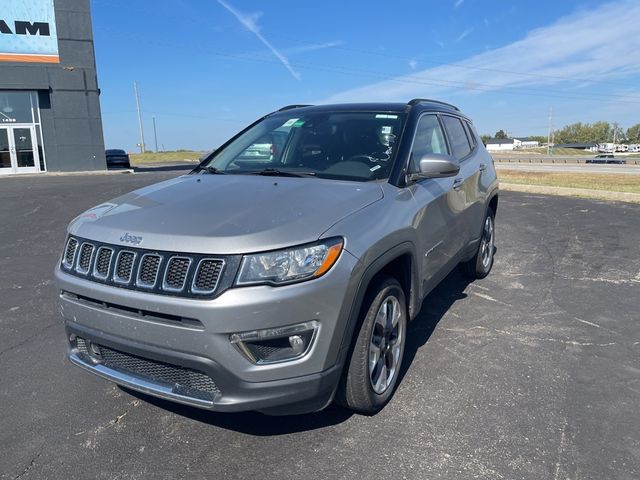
[216,0,301,80]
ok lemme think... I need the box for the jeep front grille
[59,236,228,299]
[94,247,113,279]
[164,257,191,291]
[63,237,79,268]
[76,243,95,274]
[114,251,136,284]
[192,259,224,294]
[137,254,161,287]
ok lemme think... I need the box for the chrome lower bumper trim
[69,352,215,409]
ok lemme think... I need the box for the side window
[442,116,472,161]
[410,115,448,172]
[463,121,477,149]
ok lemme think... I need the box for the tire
[460,207,495,279]
[338,276,407,414]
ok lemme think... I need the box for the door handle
[452,178,464,190]
[479,163,487,172]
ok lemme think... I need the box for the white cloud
[216,0,301,80]
[321,0,640,104]
[409,59,418,70]
[237,41,343,59]
[456,28,473,42]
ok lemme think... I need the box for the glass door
[0,128,12,173]
[0,126,40,174]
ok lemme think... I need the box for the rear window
[441,116,472,160]
[106,149,126,155]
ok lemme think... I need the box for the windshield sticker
[291,120,305,127]
[375,114,398,119]
[381,126,392,134]
[370,165,382,172]
[281,118,299,127]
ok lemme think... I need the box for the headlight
[236,238,343,286]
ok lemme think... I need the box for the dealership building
[0,0,105,175]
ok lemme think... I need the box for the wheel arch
[338,242,420,360]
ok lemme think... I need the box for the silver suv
[55,99,498,415]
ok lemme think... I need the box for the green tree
[626,124,640,143]
[494,129,507,139]
[553,121,612,144]
[480,134,491,144]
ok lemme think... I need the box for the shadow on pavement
[397,269,471,385]
[123,269,472,434]
[123,388,354,435]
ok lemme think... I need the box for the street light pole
[133,81,145,153]
[152,116,159,152]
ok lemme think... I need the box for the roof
[514,137,539,142]
[269,100,462,117]
[485,138,514,144]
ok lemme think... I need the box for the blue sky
[92,0,640,151]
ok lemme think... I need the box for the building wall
[486,143,514,151]
[0,0,105,171]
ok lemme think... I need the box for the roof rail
[408,98,459,111]
[277,104,312,112]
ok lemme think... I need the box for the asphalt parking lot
[1,171,639,479]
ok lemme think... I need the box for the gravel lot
[1,170,638,479]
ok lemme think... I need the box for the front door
[0,127,40,175]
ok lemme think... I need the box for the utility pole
[133,81,145,153]
[547,106,553,156]
[152,116,159,152]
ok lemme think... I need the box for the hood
[69,174,384,254]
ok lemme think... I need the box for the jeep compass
[55,99,498,415]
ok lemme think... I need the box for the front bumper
[55,250,359,414]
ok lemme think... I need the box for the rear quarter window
[441,116,472,160]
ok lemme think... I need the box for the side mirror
[409,154,460,181]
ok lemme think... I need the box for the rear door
[440,115,485,251]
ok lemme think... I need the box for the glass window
[0,92,35,124]
[409,115,448,172]
[442,115,472,160]
[463,121,477,148]
[204,112,406,182]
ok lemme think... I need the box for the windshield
[202,111,406,181]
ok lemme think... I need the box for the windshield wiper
[250,168,316,178]
[200,166,225,175]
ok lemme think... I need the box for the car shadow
[122,387,354,436]
[397,269,471,386]
[122,269,472,435]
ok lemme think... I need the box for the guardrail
[493,156,640,165]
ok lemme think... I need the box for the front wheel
[460,207,495,279]
[338,276,407,414]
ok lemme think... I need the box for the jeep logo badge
[120,232,143,245]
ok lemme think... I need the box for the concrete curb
[500,182,640,204]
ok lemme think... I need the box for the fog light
[230,321,319,364]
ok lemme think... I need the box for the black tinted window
[442,116,472,160]
[409,115,448,172]
[206,112,406,182]
[463,121,477,148]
